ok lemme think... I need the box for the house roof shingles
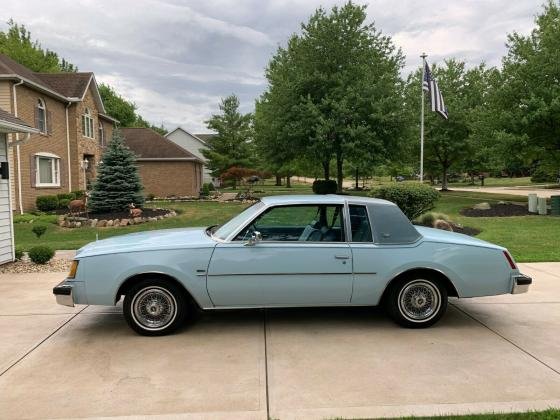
[122,128,202,161]
[35,72,93,98]
[0,106,34,129]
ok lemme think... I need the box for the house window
[98,122,104,146]
[37,99,47,133]
[82,108,94,138]
[35,153,60,187]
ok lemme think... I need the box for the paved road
[293,177,560,198]
[448,186,560,198]
[1,264,559,419]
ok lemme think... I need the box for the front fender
[79,248,215,308]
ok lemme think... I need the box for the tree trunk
[275,174,282,186]
[441,167,449,191]
[336,152,343,193]
[286,175,291,188]
[355,168,359,190]
[322,160,330,181]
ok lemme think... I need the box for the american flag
[423,62,448,120]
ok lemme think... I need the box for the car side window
[349,205,373,242]
[234,204,345,242]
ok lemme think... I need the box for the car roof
[260,194,395,207]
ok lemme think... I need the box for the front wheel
[124,278,189,336]
[386,276,448,328]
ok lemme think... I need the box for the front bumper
[53,280,75,307]
[512,273,532,294]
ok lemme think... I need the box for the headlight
[68,260,79,279]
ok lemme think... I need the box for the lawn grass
[14,201,247,251]
[433,191,560,262]
[387,408,560,419]
[14,186,560,262]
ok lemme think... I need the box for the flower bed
[59,208,177,228]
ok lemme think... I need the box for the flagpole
[420,52,427,183]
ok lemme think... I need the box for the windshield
[212,201,265,241]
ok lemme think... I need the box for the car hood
[76,227,215,258]
[415,226,504,250]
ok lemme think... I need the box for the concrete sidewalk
[0,264,559,419]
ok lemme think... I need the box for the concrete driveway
[1,264,559,420]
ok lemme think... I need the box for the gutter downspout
[65,102,72,192]
[12,79,24,215]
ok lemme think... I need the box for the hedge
[312,179,338,194]
[370,183,439,220]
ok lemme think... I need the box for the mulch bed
[452,225,481,236]
[79,208,171,221]
[460,203,531,217]
[0,258,71,274]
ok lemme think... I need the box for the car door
[206,203,353,306]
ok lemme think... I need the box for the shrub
[36,195,59,212]
[28,245,55,264]
[417,212,450,227]
[32,224,47,238]
[207,183,215,191]
[371,183,439,220]
[531,167,557,183]
[312,179,338,194]
[15,247,24,261]
[58,198,71,209]
[201,183,210,196]
[73,190,86,200]
[146,193,156,201]
[57,193,75,201]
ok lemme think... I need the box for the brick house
[0,54,117,212]
[165,127,216,185]
[122,128,203,198]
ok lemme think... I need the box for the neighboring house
[121,128,203,198]
[165,127,216,185]
[0,54,117,212]
[0,107,39,264]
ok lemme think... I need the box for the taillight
[503,251,516,269]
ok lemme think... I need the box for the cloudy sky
[1,0,542,132]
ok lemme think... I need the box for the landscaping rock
[97,220,107,227]
[473,202,491,210]
[434,219,453,231]
[113,219,120,226]
[149,217,157,222]
[75,222,81,228]
[133,217,142,224]
[120,219,129,226]
[106,220,114,227]
[90,219,98,228]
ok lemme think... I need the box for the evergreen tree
[202,95,254,178]
[88,129,144,213]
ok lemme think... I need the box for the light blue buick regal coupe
[54,195,531,335]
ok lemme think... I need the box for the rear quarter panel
[77,248,215,307]
[350,241,516,305]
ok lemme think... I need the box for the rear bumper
[511,273,532,294]
[53,280,75,307]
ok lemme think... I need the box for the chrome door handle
[334,255,351,260]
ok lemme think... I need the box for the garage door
[0,134,13,264]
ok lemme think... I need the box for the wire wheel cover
[132,287,177,330]
[398,280,441,322]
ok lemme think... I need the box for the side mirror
[245,231,262,246]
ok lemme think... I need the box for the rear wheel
[386,275,448,328]
[124,278,189,336]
